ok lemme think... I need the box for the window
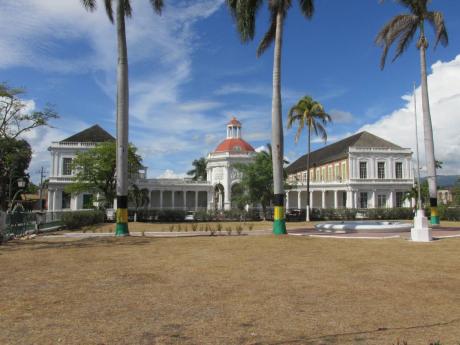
[378,162,385,179]
[303,172,307,182]
[396,192,404,208]
[359,192,368,209]
[62,191,71,209]
[316,168,320,181]
[335,165,340,180]
[395,162,403,179]
[321,167,326,181]
[342,193,347,208]
[62,158,73,176]
[342,162,347,180]
[377,194,387,208]
[359,162,367,179]
[83,194,93,209]
[327,166,332,181]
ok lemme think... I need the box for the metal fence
[0,211,66,241]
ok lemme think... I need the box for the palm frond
[227,0,263,42]
[104,0,114,22]
[298,0,314,19]
[81,0,96,11]
[123,0,132,17]
[375,14,418,69]
[149,0,164,14]
[257,12,277,57]
[426,11,448,48]
[393,19,418,62]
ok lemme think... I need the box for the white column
[321,191,326,209]
[389,190,394,208]
[353,191,358,209]
[183,191,187,210]
[309,192,313,208]
[334,190,338,209]
[160,191,163,209]
[372,190,376,208]
[172,190,175,209]
[195,191,199,210]
[346,190,353,209]
[297,191,301,209]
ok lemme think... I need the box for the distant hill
[421,175,459,188]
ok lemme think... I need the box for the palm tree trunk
[419,33,439,225]
[271,10,286,235]
[115,0,130,236]
[306,125,311,222]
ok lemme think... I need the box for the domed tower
[207,117,256,210]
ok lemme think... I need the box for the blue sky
[1,0,460,181]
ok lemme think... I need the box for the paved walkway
[39,226,460,240]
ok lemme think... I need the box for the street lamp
[8,178,26,212]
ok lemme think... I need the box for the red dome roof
[214,138,255,153]
[228,117,241,126]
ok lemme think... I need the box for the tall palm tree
[226,0,315,234]
[376,0,448,225]
[287,96,331,221]
[187,157,207,181]
[81,0,164,236]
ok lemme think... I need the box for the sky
[1,0,460,182]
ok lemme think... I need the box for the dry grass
[1,236,460,345]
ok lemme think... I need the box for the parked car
[184,211,196,221]
[286,208,303,221]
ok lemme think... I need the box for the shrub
[248,224,254,231]
[226,226,232,235]
[236,224,243,235]
[62,210,105,230]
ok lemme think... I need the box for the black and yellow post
[430,197,439,226]
[273,194,287,235]
[115,195,129,236]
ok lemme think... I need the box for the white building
[47,122,413,212]
[47,119,255,211]
[285,131,414,209]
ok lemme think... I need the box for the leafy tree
[66,141,142,208]
[404,180,429,208]
[453,178,460,206]
[287,95,331,221]
[81,0,164,235]
[0,83,58,140]
[376,0,448,224]
[233,152,274,220]
[187,157,207,181]
[226,0,315,234]
[129,184,150,211]
[0,138,32,210]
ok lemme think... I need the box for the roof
[286,131,403,174]
[214,138,255,153]
[61,124,115,143]
[227,117,241,126]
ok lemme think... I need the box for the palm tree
[187,157,207,181]
[287,96,331,221]
[376,0,448,225]
[81,0,164,236]
[226,0,315,234]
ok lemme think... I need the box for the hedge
[62,210,105,229]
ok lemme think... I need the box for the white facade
[287,144,414,210]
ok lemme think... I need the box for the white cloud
[157,169,186,179]
[358,55,460,174]
[329,109,354,124]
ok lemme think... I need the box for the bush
[309,208,414,221]
[62,210,105,230]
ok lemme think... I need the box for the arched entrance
[214,184,225,210]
